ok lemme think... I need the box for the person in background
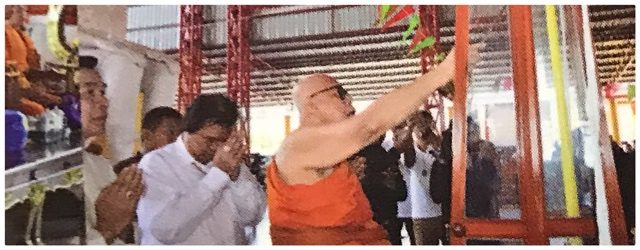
[611,137,635,244]
[406,111,444,245]
[465,118,501,246]
[95,106,183,244]
[465,117,500,220]
[5,5,48,116]
[5,5,39,73]
[428,120,453,245]
[384,119,417,245]
[358,136,408,245]
[246,153,268,190]
[77,55,141,245]
[111,107,183,174]
[621,141,633,153]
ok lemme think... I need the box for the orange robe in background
[6,23,45,116]
[5,24,37,73]
[18,98,45,116]
[266,160,390,245]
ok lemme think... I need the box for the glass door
[448,5,625,245]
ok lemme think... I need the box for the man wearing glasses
[266,45,481,245]
[136,94,266,245]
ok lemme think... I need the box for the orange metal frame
[450,5,470,245]
[587,8,630,245]
[449,5,626,245]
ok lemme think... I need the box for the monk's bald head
[292,73,339,109]
[292,73,355,125]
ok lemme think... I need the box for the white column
[581,5,612,245]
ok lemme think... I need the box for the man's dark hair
[184,94,239,133]
[142,106,183,131]
[79,55,99,69]
[417,110,433,123]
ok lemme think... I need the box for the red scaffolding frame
[419,5,446,132]
[227,5,252,150]
[177,5,204,114]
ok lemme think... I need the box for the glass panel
[549,236,598,245]
[464,6,521,220]
[531,6,597,219]
[466,238,524,245]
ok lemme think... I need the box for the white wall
[77,5,128,41]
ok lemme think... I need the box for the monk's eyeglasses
[309,85,350,100]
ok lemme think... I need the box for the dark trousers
[413,216,444,245]
[380,218,403,245]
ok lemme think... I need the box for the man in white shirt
[78,56,180,245]
[76,55,134,245]
[94,106,184,244]
[409,111,444,245]
[385,112,443,245]
[136,94,266,245]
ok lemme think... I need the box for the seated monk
[5,62,46,116]
[5,5,51,116]
[5,5,40,73]
[266,45,481,245]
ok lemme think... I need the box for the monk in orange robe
[266,45,481,245]
[5,5,47,116]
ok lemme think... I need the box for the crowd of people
[76,43,483,245]
[5,6,634,245]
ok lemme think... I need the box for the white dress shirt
[136,134,266,245]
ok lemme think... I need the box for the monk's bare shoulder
[274,128,304,172]
[275,128,336,184]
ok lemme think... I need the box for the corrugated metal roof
[128,5,634,107]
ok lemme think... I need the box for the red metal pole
[418,6,445,132]
[418,5,431,112]
[227,6,238,102]
[227,5,252,151]
[429,6,446,132]
[418,5,431,74]
[178,5,203,114]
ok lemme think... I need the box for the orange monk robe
[18,98,45,116]
[266,160,390,245]
[5,24,38,73]
[6,24,45,116]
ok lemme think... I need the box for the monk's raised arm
[276,45,481,170]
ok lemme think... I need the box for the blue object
[59,93,81,130]
[5,109,27,168]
